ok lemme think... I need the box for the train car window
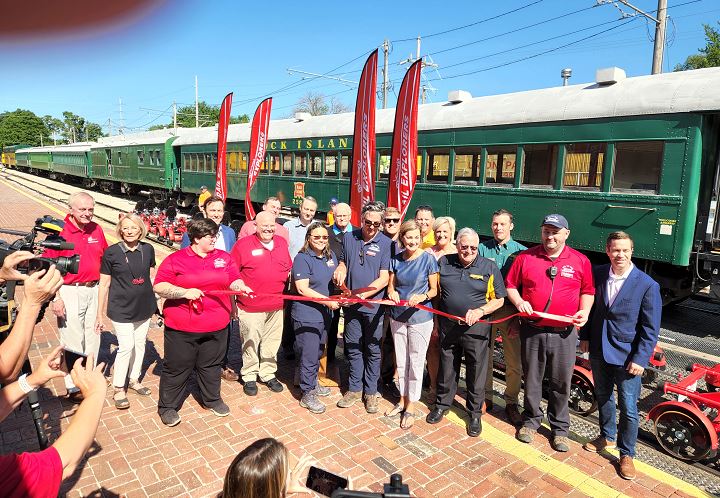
[340,153,351,178]
[310,152,322,176]
[612,141,662,193]
[563,143,605,190]
[454,147,482,183]
[155,150,161,166]
[105,149,111,164]
[117,151,123,165]
[227,151,239,174]
[282,153,292,175]
[207,153,217,173]
[261,154,269,173]
[195,153,204,172]
[485,146,515,186]
[427,149,450,183]
[325,154,337,176]
[296,153,307,175]
[137,150,145,166]
[268,153,281,174]
[378,150,391,179]
[522,144,558,188]
[239,152,248,173]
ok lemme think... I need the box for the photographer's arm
[0,345,65,422]
[52,355,106,479]
[0,267,63,381]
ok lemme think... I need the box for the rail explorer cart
[648,363,720,461]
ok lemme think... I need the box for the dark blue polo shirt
[438,254,507,319]
[340,229,392,315]
[291,249,338,323]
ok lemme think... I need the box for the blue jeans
[591,358,642,457]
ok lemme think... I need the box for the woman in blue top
[386,220,439,429]
[291,222,340,414]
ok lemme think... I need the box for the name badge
[327,260,335,267]
[251,249,263,256]
[469,274,484,280]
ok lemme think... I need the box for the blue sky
[1,0,718,134]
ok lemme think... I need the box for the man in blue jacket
[579,231,661,481]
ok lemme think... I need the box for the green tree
[172,101,250,128]
[42,115,65,144]
[0,109,48,146]
[60,111,105,142]
[675,22,720,71]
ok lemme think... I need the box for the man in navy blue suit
[579,231,661,481]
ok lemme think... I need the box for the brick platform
[0,178,706,498]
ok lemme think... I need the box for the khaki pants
[58,284,100,390]
[239,309,283,383]
[485,303,523,405]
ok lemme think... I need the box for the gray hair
[67,191,94,208]
[456,227,479,244]
[361,201,386,222]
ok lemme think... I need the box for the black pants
[281,298,295,355]
[158,326,227,414]
[379,312,396,386]
[221,322,233,369]
[294,318,328,393]
[327,309,341,362]
[436,318,490,416]
[520,323,577,437]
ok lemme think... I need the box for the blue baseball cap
[541,214,569,229]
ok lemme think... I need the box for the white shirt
[607,263,634,307]
[215,230,226,252]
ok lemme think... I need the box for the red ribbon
[201,290,576,326]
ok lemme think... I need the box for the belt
[522,320,573,333]
[66,281,99,288]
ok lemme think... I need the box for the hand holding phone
[306,466,348,497]
[62,347,88,373]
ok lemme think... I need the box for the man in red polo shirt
[231,210,292,396]
[44,192,108,402]
[505,214,594,453]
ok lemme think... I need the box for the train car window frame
[282,152,293,175]
[325,152,338,177]
[340,152,351,178]
[377,149,391,179]
[426,148,450,184]
[485,145,516,187]
[267,153,281,175]
[309,152,323,177]
[295,152,308,176]
[117,151,123,165]
[453,147,482,184]
[105,149,111,165]
[521,144,558,189]
[137,150,145,166]
[227,151,239,174]
[563,143,606,191]
[612,141,663,194]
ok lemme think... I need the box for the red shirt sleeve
[580,254,595,295]
[505,253,524,290]
[153,253,177,285]
[0,447,63,498]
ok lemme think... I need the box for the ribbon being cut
[198,286,576,327]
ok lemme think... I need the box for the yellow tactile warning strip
[445,403,713,498]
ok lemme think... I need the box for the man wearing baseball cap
[505,213,595,452]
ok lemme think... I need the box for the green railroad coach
[173,67,720,301]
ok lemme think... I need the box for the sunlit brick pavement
[0,178,704,498]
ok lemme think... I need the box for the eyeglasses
[364,220,382,228]
[384,218,400,224]
[310,235,329,240]
[459,244,478,251]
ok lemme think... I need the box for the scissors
[335,284,377,308]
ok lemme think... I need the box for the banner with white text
[245,97,273,220]
[214,92,233,201]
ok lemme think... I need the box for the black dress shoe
[467,415,482,437]
[426,407,448,424]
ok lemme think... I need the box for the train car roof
[16,142,93,153]
[92,127,190,148]
[171,66,720,146]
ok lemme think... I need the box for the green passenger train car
[173,67,720,301]
[48,143,92,180]
[89,129,185,194]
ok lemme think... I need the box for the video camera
[0,215,80,277]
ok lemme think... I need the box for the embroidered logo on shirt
[88,236,99,244]
[214,258,227,268]
[368,243,380,252]
[327,260,335,267]
[560,265,575,278]
[251,249,263,256]
[366,251,377,257]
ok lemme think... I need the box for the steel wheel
[654,409,713,461]
[568,374,597,416]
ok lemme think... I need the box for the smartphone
[63,347,88,372]
[306,466,348,497]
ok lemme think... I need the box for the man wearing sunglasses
[505,214,594,453]
[333,201,392,414]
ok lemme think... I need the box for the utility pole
[39,134,43,147]
[382,39,389,109]
[195,75,199,128]
[598,0,667,74]
[173,101,178,131]
[399,36,439,104]
[119,98,125,134]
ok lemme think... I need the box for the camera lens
[55,255,80,276]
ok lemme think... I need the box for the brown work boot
[337,390,362,408]
[583,435,617,453]
[363,393,379,414]
[505,403,523,426]
[221,367,239,382]
[618,455,636,480]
